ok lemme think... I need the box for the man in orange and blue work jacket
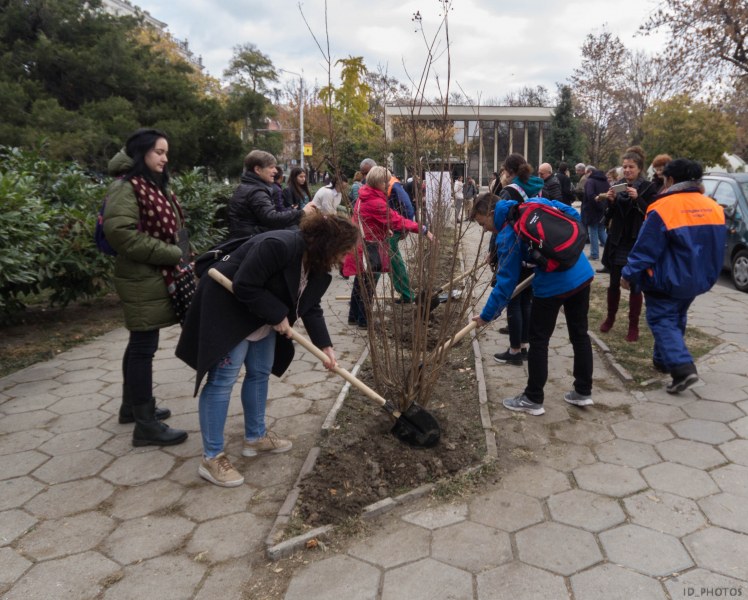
[622,159,725,394]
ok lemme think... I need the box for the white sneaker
[564,390,594,407]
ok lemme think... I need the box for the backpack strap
[506,183,528,202]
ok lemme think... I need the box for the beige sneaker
[198,452,244,487]
[242,432,293,457]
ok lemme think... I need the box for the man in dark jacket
[538,163,563,201]
[582,169,610,260]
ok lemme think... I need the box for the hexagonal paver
[552,420,615,445]
[101,554,205,600]
[33,449,112,484]
[348,522,430,569]
[600,524,693,576]
[531,441,596,471]
[498,465,570,498]
[401,502,467,530]
[108,479,185,519]
[642,462,719,499]
[187,513,269,562]
[672,419,736,444]
[664,568,748,599]
[100,451,176,485]
[0,547,31,587]
[284,555,380,600]
[432,521,512,573]
[684,527,748,581]
[0,477,44,511]
[612,420,673,444]
[547,489,625,532]
[381,558,473,600]
[193,559,252,600]
[730,416,748,438]
[516,522,602,575]
[710,464,748,497]
[720,439,748,466]
[38,428,112,455]
[0,430,53,456]
[469,489,543,532]
[683,401,744,423]
[17,512,115,560]
[573,463,648,497]
[571,563,667,600]
[264,397,313,419]
[3,551,119,600]
[0,392,60,414]
[180,484,256,522]
[24,478,114,519]
[103,515,195,564]
[0,509,37,547]
[623,491,706,537]
[654,438,727,469]
[0,451,48,481]
[0,410,57,435]
[698,493,748,534]
[594,439,661,468]
[630,402,686,424]
[477,561,567,599]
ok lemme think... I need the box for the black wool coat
[176,230,333,396]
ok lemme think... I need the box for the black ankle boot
[119,385,171,424]
[131,400,187,447]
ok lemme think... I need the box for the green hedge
[0,147,232,324]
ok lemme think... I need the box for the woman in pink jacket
[342,166,434,328]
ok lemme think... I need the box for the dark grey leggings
[122,330,159,405]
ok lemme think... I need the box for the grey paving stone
[672,419,736,444]
[571,563,667,600]
[107,479,185,519]
[231,453,302,488]
[381,557,472,600]
[698,493,748,534]
[1,388,60,408]
[47,393,110,415]
[284,555,380,600]
[0,429,53,456]
[469,489,543,532]
[594,438,661,468]
[720,439,748,466]
[0,451,48,481]
[642,462,719,499]
[498,464,570,498]
[0,510,37,546]
[0,477,44,511]
[551,419,615,445]
[683,401,745,423]
[547,489,625,532]
[194,559,252,600]
[729,416,748,438]
[611,419,674,444]
[694,375,748,403]
[265,397,314,419]
[710,464,748,497]
[100,450,176,485]
[530,441,596,471]
[187,512,269,562]
[623,491,706,537]
[401,502,468,530]
[270,413,324,439]
[33,449,112,484]
[664,568,748,599]
[38,428,113,455]
[348,521,430,568]
[630,402,687,425]
[264,381,297,401]
[432,520,512,573]
[97,432,138,456]
[516,522,602,576]
[25,478,114,519]
[0,410,57,434]
[573,462,648,497]
[600,524,693,576]
[684,527,748,581]
[180,483,257,522]
[661,436,727,470]
[103,554,205,600]
[8,365,64,384]
[51,380,106,398]
[17,511,115,560]
[3,550,119,600]
[55,368,108,384]
[476,561,568,600]
[0,547,31,589]
[103,515,195,564]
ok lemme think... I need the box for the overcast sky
[134,0,670,101]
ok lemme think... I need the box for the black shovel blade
[390,403,440,448]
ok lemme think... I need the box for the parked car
[702,173,748,292]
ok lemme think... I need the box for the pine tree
[544,85,585,168]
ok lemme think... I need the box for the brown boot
[599,288,620,333]
[626,292,643,342]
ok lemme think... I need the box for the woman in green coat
[103,128,188,447]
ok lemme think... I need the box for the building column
[524,123,529,158]
[478,125,483,185]
[538,124,544,166]
[494,123,498,174]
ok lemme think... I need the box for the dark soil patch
[294,338,485,528]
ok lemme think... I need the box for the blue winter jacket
[621,187,726,298]
[480,198,595,322]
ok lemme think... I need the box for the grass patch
[588,283,720,386]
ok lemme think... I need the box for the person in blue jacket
[472,196,595,416]
[622,159,725,394]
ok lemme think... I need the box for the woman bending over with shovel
[176,213,359,487]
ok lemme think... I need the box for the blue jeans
[198,334,276,458]
[645,294,695,372]
[507,287,532,349]
[588,222,607,259]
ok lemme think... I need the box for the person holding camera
[599,146,656,342]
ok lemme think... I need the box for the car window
[702,179,719,196]
[713,182,737,207]
[741,183,748,202]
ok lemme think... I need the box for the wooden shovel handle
[206,268,391,411]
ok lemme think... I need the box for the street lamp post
[281,68,304,170]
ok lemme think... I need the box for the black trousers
[122,330,159,405]
[523,285,593,404]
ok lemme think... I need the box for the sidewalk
[1,225,747,599]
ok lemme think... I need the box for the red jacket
[342,184,420,276]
